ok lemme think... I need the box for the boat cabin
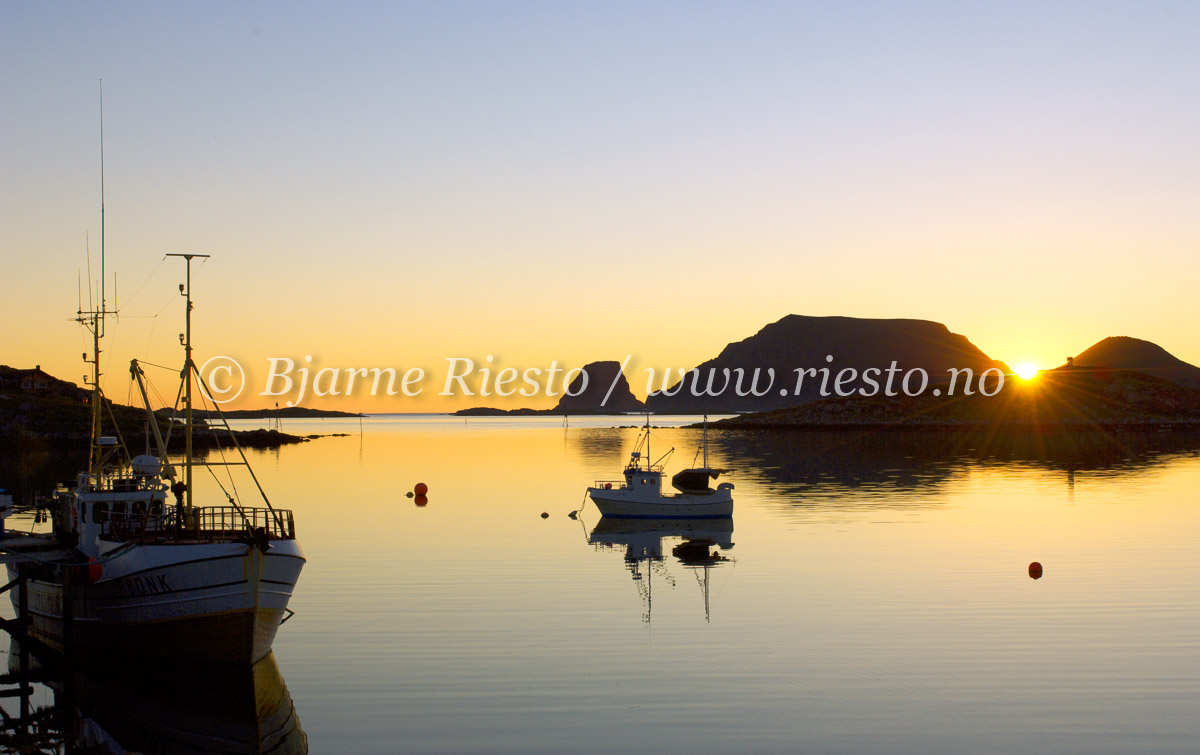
[623,451,663,491]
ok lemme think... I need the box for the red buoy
[75,557,103,584]
[414,482,428,496]
[1028,561,1043,580]
[414,495,428,507]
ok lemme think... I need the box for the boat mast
[166,253,209,516]
[645,412,651,471]
[81,83,109,476]
[702,413,708,469]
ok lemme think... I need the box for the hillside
[453,360,645,415]
[553,360,644,413]
[1066,336,1200,390]
[714,367,1200,429]
[0,364,306,448]
[646,315,1008,414]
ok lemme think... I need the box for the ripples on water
[2,416,1198,752]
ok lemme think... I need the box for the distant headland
[454,360,643,416]
[708,367,1200,430]
[0,364,351,449]
[456,315,1200,421]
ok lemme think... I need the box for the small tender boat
[587,416,733,518]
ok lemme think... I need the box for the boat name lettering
[121,574,171,596]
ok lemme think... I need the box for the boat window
[133,500,146,515]
[150,501,163,516]
[112,501,126,519]
[93,502,108,523]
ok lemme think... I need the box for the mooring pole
[15,562,27,628]
[62,564,74,665]
[17,563,29,728]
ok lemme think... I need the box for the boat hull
[587,489,733,518]
[8,539,304,664]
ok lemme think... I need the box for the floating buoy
[414,495,428,507]
[604,482,612,489]
[414,482,428,496]
[405,491,414,498]
[1028,561,1043,580]
[540,512,549,519]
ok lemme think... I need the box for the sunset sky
[4,2,1198,411]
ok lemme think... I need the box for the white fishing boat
[586,416,734,518]
[2,130,304,663]
[5,253,304,664]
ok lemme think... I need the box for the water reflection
[705,428,1200,498]
[566,427,630,468]
[0,639,306,753]
[588,517,735,623]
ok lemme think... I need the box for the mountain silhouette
[554,360,645,413]
[645,315,1008,413]
[714,367,1200,428]
[1064,336,1200,390]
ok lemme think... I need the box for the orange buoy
[604,482,612,489]
[75,557,103,584]
[414,482,428,496]
[414,495,428,507]
[1028,561,1043,580]
[540,512,549,519]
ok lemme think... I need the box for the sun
[1014,363,1039,380]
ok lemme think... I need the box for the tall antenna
[85,231,94,312]
[100,79,106,334]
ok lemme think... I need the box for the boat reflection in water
[0,637,307,753]
[588,517,734,622]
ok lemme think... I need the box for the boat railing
[78,471,165,494]
[593,480,629,490]
[100,506,296,542]
[193,506,297,541]
[100,507,173,541]
[623,462,664,474]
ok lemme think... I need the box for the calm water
[3,415,1199,752]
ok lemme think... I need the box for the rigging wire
[196,383,244,509]
[119,256,167,310]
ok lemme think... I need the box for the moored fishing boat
[586,416,734,518]
[4,240,304,663]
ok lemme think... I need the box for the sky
[3,1,1198,411]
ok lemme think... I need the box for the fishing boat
[4,252,304,664]
[2,123,304,663]
[586,416,734,518]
